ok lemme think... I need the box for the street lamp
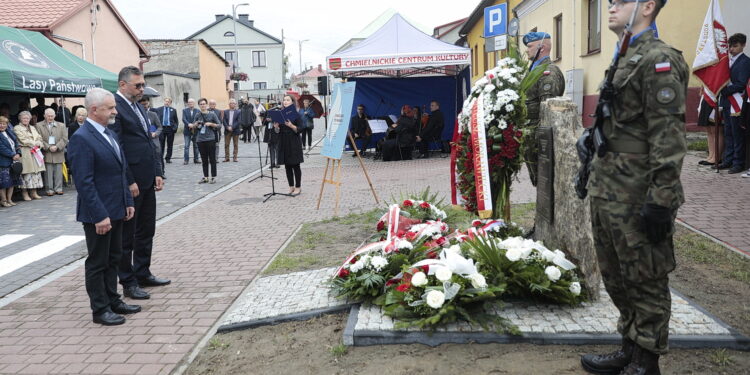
[232,2,249,100]
[298,39,309,73]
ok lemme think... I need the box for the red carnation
[396,283,411,292]
[385,278,397,287]
[349,257,357,264]
[488,74,495,79]
[420,265,430,273]
[436,237,447,246]
[406,232,418,241]
[377,221,385,231]
[397,230,406,238]
[338,269,350,278]
[402,200,414,207]
[419,202,431,209]
[426,251,438,259]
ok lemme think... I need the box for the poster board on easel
[317,81,379,215]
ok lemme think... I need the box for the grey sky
[111,0,477,74]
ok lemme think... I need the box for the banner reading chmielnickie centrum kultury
[12,71,103,95]
[328,52,470,71]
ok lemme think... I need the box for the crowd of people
[346,101,445,161]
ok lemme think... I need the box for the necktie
[229,111,234,126]
[131,102,148,134]
[103,128,121,161]
[163,107,170,126]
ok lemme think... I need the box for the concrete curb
[217,304,355,333]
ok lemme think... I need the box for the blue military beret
[522,32,551,46]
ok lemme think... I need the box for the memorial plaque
[536,126,554,224]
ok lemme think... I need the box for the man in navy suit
[222,98,241,162]
[69,88,139,325]
[154,97,178,164]
[182,98,200,165]
[719,33,750,174]
[110,66,170,301]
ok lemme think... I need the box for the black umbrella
[142,86,161,98]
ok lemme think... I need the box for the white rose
[425,290,445,309]
[470,273,487,289]
[505,247,523,262]
[435,268,453,282]
[411,272,428,287]
[545,266,562,282]
[569,282,581,296]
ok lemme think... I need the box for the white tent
[326,13,471,77]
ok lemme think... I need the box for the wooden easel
[317,132,379,215]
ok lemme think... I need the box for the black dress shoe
[111,302,142,314]
[698,160,713,165]
[166,159,172,164]
[123,285,150,299]
[138,275,171,287]
[93,311,125,326]
[728,166,745,174]
[714,163,732,170]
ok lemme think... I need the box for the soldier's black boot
[581,337,635,374]
[619,345,661,375]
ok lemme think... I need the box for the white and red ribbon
[470,93,493,218]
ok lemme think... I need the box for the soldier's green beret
[522,32,551,46]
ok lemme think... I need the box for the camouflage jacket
[588,30,688,209]
[525,59,565,126]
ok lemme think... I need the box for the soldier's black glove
[640,204,672,243]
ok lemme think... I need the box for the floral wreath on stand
[454,46,546,220]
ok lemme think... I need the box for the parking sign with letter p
[484,3,507,38]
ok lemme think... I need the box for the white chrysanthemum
[505,104,514,112]
[370,255,388,272]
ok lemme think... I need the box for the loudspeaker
[317,76,328,95]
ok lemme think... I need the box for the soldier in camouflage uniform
[581,1,686,374]
[523,32,566,187]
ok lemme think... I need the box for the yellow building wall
[517,0,727,95]
[198,43,230,109]
[466,0,524,83]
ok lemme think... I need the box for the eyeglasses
[129,83,145,89]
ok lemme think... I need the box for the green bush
[688,139,708,151]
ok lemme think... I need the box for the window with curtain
[252,51,266,67]
[588,0,601,53]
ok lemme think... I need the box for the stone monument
[534,97,601,299]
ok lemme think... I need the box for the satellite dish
[509,18,520,36]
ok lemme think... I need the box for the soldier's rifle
[575,1,639,199]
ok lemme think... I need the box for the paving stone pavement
[678,152,750,257]
[353,288,731,336]
[220,267,349,328]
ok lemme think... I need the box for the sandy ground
[185,207,750,375]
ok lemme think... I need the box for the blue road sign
[484,3,508,38]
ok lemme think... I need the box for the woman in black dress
[273,95,304,195]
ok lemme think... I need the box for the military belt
[607,140,649,154]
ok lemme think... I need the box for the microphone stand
[262,146,294,202]
[247,124,276,183]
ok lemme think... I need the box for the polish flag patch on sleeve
[655,62,671,73]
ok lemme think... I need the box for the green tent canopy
[0,25,118,96]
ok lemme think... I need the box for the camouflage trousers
[522,122,539,187]
[590,198,676,354]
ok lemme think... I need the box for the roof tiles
[0,0,86,29]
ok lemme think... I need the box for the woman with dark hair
[189,98,221,183]
[273,94,304,195]
[0,116,22,207]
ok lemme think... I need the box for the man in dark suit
[139,97,164,178]
[719,33,750,174]
[155,97,178,164]
[111,66,170,300]
[416,101,445,158]
[348,104,371,157]
[222,98,241,162]
[182,98,200,165]
[68,88,139,325]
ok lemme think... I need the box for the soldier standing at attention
[581,0,686,374]
[522,32,565,187]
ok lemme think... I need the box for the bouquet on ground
[376,247,515,332]
[465,235,585,305]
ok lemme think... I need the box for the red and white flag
[692,0,730,100]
